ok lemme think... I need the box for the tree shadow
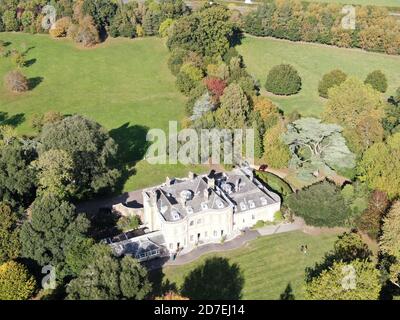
[24,58,37,67]
[181,257,244,300]
[28,76,44,90]
[148,268,178,298]
[109,123,151,193]
[0,112,25,127]
[22,46,35,56]
[280,283,295,300]
[86,207,120,240]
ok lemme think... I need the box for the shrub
[176,71,196,95]
[67,24,79,40]
[318,69,347,98]
[364,70,388,93]
[286,180,351,227]
[180,63,203,82]
[10,50,25,68]
[0,261,36,300]
[49,17,72,38]
[257,172,292,197]
[159,18,175,38]
[168,48,188,76]
[4,70,29,93]
[265,64,301,95]
[136,24,144,37]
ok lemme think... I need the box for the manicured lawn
[158,230,339,300]
[237,36,400,116]
[0,33,206,191]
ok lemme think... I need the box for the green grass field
[158,231,339,300]
[0,33,207,191]
[238,36,400,116]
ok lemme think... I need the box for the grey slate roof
[145,168,281,222]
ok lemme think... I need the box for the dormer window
[186,206,194,214]
[240,202,247,211]
[215,199,224,209]
[171,210,180,221]
[249,200,255,209]
[260,197,268,206]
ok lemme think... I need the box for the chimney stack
[207,177,215,189]
[204,188,209,200]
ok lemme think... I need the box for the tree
[167,5,236,57]
[323,77,385,154]
[81,0,117,31]
[20,194,90,276]
[0,139,36,207]
[203,77,226,102]
[364,70,388,93]
[265,64,302,95]
[356,190,389,239]
[216,83,250,130]
[66,245,151,300]
[283,118,355,175]
[49,17,72,38]
[4,70,29,93]
[358,132,400,199]
[0,260,36,300]
[31,149,74,198]
[75,16,100,47]
[305,260,381,300]
[38,115,120,198]
[1,10,19,32]
[380,201,400,259]
[253,96,280,129]
[318,69,347,98]
[262,121,291,168]
[0,202,20,263]
[286,180,350,227]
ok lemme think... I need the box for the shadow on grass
[0,112,25,127]
[28,76,43,90]
[148,268,178,298]
[109,123,151,194]
[24,58,37,67]
[280,283,295,300]
[181,257,244,300]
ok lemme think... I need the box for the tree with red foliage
[203,77,226,102]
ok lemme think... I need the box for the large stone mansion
[106,167,281,261]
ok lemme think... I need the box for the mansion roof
[143,167,281,222]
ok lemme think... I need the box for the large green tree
[167,4,236,57]
[305,259,381,300]
[0,139,36,207]
[286,180,350,227]
[66,245,151,300]
[20,194,90,276]
[216,83,250,130]
[38,115,120,198]
[358,132,400,199]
